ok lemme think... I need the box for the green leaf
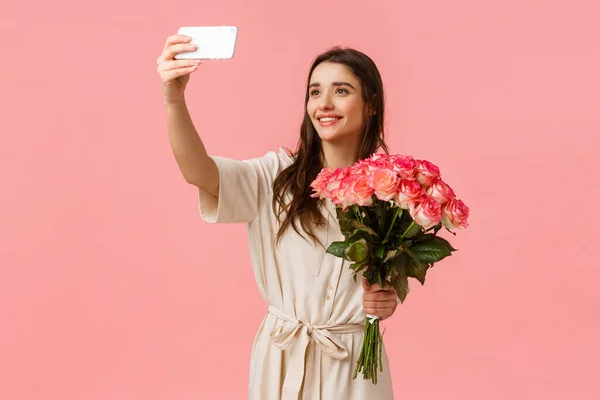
[350,259,369,271]
[373,244,385,259]
[345,238,369,263]
[336,207,353,236]
[407,236,457,264]
[348,228,370,243]
[383,249,398,263]
[326,229,371,261]
[402,245,419,264]
[326,240,348,258]
[394,251,412,272]
[406,262,428,285]
[389,252,411,303]
[400,221,421,239]
[350,220,379,237]
[391,269,409,304]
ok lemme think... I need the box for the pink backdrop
[1,0,599,398]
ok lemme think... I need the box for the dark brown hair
[271,46,389,247]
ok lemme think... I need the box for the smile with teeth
[319,117,340,122]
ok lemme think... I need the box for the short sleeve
[197,148,290,224]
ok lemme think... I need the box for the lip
[316,114,343,127]
[316,114,343,119]
[318,117,341,127]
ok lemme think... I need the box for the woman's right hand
[157,34,202,104]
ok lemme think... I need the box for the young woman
[157,33,399,399]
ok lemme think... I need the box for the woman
[157,33,399,399]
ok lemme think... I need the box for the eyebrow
[308,81,356,90]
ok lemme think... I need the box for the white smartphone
[175,26,238,60]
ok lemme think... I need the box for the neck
[320,140,361,170]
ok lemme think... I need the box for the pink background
[1,0,599,398]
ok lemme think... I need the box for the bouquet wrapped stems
[353,312,384,382]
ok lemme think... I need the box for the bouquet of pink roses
[310,153,469,384]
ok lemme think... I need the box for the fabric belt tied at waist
[267,305,365,400]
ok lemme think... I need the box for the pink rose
[395,178,424,209]
[369,153,388,163]
[351,175,374,206]
[370,168,400,201]
[371,158,390,170]
[390,155,418,179]
[415,160,441,187]
[426,177,455,205]
[321,168,347,199]
[349,162,373,178]
[409,196,442,229]
[310,167,333,199]
[367,153,392,170]
[334,174,357,209]
[442,198,469,229]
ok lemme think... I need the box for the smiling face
[306,61,370,145]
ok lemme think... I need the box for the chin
[317,130,353,143]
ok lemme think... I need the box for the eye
[309,89,320,96]
[336,88,349,94]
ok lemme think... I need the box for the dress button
[328,283,334,291]
[326,294,331,300]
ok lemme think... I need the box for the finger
[160,59,202,72]
[381,283,396,291]
[363,308,395,319]
[363,295,392,304]
[364,293,397,302]
[160,65,200,83]
[369,283,396,293]
[362,278,371,291]
[163,34,192,53]
[162,43,198,61]
[363,300,397,309]
[364,291,397,301]
[158,43,197,65]
[365,303,396,311]
[380,312,393,321]
[367,283,388,292]
[364,308,393,319]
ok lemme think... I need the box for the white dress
[197,147,395,399]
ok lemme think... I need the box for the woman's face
[306,62,369,144]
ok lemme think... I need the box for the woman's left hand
[362,278,398,321]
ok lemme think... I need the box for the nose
[318,94,334,110]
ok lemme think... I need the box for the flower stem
[382,207,402,244]
[353,317,384,384]
[400,221,415,240]
[353,205,364,224]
